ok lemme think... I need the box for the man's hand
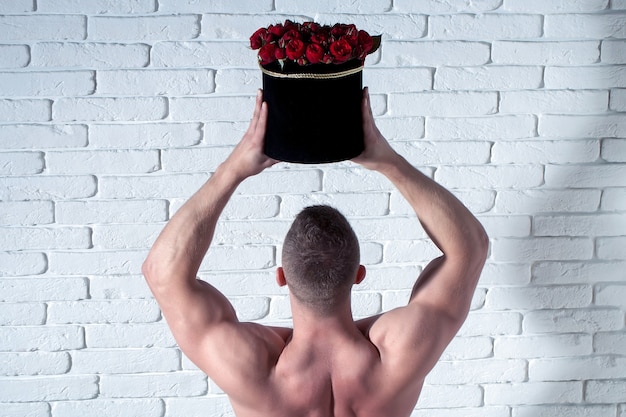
[220,89,278,182]
[351,87,399,172]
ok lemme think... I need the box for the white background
[0,0,625,416]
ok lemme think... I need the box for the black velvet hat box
[261,59,365,164]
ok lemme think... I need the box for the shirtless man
[142,87,489,417]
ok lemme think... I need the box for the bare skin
[143,88,489,417]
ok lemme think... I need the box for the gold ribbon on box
[259,64,364,79]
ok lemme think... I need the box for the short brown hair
[282,205,360,314]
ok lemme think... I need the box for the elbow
[142,253,164,289]
[475,225,489,261]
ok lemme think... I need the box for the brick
[152,41,251,67]
[602,39,626,63]
[323,167,395,193]
[395,0,501,13]
[0,403,49,417]
[215,68,261,94]
[426,115,536,140]
[52,399,164,417]
[56,200,167,224]
[544,13,626,39]
[199,245,275,271]
[485,381,582,405]
[0,124,87,149]
[97,69,214,95]
[0,44,30,68]
[602,138,626,161]
[0,302,46,325]
[237,170,322,195]
[479,215,531,237]
[159,0,272,13]
[0,151,44,175]
[495,189,601,214]
[596,284,626,307]
[0,15,86,41]
[503,0,609,12]
[0,376,98,401]
[428,358,527,384]
[602,188,626,210]
[362,67,432,93]
[530,356,626,381]
[32,42,150,68]
[0,175,97,201]
[352,217,428,241]
[534,213,625,237]
[48,250,147,275]
[384,239,442,263]
[441,336,493,360]
[85,323,175,348]
[479,263,531,286]
[418,384,483,408]
[0,201,54,225]
[492,140,599,164]
[514,405,615,417]
[485,285,592,310]
[89,123,202,149]
[89,275,154,299]
[230,296,270,320]
[277,0,390,13]
[532,261,626,284]
[357,266,422,291]
[100,372,207,398]
[162,146,232,172]
[494,334,592,358]
[392,188,495,215]
[545,164,626,187]
[38,0,157,13]
[371,117,425,140]
[99,173,209,199]
[435,165,544,189]
[89,15,200,41]
[0,70,94,96]
[53,97,167,122]
[493,40,599,65]
[586,380,626,402]
[169,96,253,121]
[280,192,389,218]
[0,0,35,12]
[0,227,91,251]
[47,300,160,324]
[0,252,47,276]
[597,236,626,259]
[614,0,626,8]
[390,91,497,116]
[610,89,626,111]
[595,331,626,355]
[436,66,543,91]
[545,66,626,89]
[70,348,179,374]
[523,308,623,333]
[0,325,84,351]
[46,149,160,174]
[430,14,542,40]
[382,41,491,67]
[500,90,608,114]
[491,237,593,262]
[92,223,162,249]
[0,351,70,376]
[212,219,289,245]
[0,99,51,122]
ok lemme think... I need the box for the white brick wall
[0,2,624,416]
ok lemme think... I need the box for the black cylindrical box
[261,60,364,164]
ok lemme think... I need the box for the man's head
[280,205,363,314]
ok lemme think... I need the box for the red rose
[305,43,324,64]
[274,47,286,61]
[286,39,306,60]
[310,30,330,46]
[249,27,267,50]
[258,43,277,65]
[329,38,353,63]
[356,30,374,59]
[268,23,286,38]
[279,29,302,48]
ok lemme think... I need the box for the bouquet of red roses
[250,20,381,67]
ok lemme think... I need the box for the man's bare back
[142,89,488,416]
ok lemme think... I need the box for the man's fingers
[246,89,264,135]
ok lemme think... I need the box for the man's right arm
[353,88,489,379]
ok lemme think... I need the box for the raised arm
[353,88,488,378]
[142,91,286,397]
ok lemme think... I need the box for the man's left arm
[142,91,285,395]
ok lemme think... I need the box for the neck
[289,296,361,341]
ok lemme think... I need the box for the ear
[276,267,287,287]
[355,265,366,285]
